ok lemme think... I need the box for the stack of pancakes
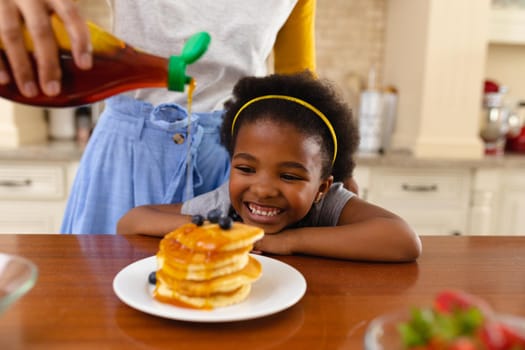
[153,221,264,309]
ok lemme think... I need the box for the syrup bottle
[0,15,210,107]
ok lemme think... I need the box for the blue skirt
[61,95,230,234]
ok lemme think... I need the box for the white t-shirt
[109,0,298,112]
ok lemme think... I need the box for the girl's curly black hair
[220,71,359,183]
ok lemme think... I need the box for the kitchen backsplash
[316,0,386,107]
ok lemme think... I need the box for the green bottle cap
[167,32,211,91]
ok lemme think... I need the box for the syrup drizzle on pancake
[153,221,264,309]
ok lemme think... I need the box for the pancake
[164,221,264,252]
[158,240,253,268]
[157,253,250,281]
[155,255,261,298]
[153,220,264,309]
[155,282,252,310]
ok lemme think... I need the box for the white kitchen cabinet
[470,168,525,235]
[495,170,525,235]
[355,161,525,236]
[354,166,472,236]
[469,168,501,235]
[485,4,525,108]
[0,160,78,233]
[488,6,525,44]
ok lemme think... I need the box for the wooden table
[0,235,524,349]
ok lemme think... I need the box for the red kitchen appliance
[506,101,525,153]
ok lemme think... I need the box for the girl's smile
[229,119,331,234]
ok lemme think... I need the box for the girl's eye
[281,173,303,181]
[235,165,254,174]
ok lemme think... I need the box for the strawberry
[434,290,493,316]
[499,322,525,350]
[479,321,506,350]
[427,336,448,350]
[447,338,478,350]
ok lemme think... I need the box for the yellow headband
[231,95,338,165]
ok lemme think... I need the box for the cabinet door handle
[0,179,32,187]
[401,183,438,192]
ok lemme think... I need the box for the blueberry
[230,211,242,222]
[148,271,157,285]
[191,214,204,226]
[218,216,233,230]
[207,208,222,223]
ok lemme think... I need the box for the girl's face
[229,119,332,234]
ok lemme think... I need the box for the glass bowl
[364,309,525,350]
[364,309,411,350]
[0,253,38,315]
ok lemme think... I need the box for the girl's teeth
[249,204,280,217]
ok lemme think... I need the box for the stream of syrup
[185,78,196,200]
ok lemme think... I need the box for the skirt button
[172,133,185,144]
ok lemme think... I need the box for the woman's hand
[0,0,92,97]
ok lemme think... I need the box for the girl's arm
[117,204,191,236]
[253,197,422,262]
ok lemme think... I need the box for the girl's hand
[0,0,92,97]
[252,233,294,255]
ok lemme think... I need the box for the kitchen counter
[1,140,525,169]
[0,140,84,162]
[356,150,525,169]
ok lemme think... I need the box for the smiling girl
[117,72,422,262]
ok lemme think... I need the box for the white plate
[113,254,306,322]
